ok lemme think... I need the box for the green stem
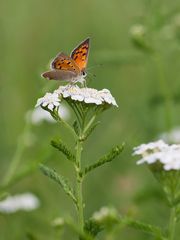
[168,207,176,240]
[76,139,84,233]
[3,120,31,185]
[69,102,83,127]
[153,52,172,131]
[83,114,97,134]
[57,118,77,140]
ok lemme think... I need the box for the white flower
[51,217,65,227]
[0,193,40,214]
[129,24,146,37]
[133,140,168,155]
[99,89,118,106]
[160,147,180,170]
[92,206,117,222]
[159,127,180,144]
[136,151,163,165]
[55,85,118,106]
[133,140,180,171]
[35,92,60,111]
[28,105,70,125]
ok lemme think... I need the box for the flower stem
[83,114,97,134]
[168,207,176,240]
[76,139,84,233]
[153,52,172,131]
[58,118,77,140]
[3,120,31,185]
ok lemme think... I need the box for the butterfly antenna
[87,71,96,78]
[86,72,96,85]
[86,63,103,71]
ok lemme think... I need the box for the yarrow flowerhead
[55,85,118,107]
[133,140,168,156]
[0,193,40,214]
[133,140,180,171]
[129,24,146,38]
[92,206,118,223]
[35,84,118,131]
[35,92,60,111]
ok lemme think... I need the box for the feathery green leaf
[84,219,103,237]
[65,218,94,240]
[39,164,77,204]
[121,216,163,238]
[83,143,124,176]
[51,139,76,163]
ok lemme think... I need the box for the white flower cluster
[35,92,60,111]
[133,140,180,171]
[55,85,118,106]
[35,86,117,113]
[92,206,118,222]
[0,193,40,214]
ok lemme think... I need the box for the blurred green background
[1,0,180,239]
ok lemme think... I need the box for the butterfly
[41,38,90,84]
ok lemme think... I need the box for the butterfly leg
[82,80,87,88]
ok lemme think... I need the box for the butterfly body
[41,38,90,83]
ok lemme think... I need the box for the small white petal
[53,101,60,107]
[62,92,71,98]
[48,103,54,111]
[71,94,84,101]
[35,92,61,111]
[42,102,48,107]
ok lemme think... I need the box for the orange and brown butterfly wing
[51,52,80,73]
[70,38,90,72]
[42,52,80,80]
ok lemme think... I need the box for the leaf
[84,219,103,237]
[83,121,100,140]
[83,143,124,176]
[73,120,80,135]
[65,218,94,240]
[39,164,77,204]
[51,139,76,163]
[26,232,38,240]
[121,217,163,238]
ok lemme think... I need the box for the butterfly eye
[82,72,87,77]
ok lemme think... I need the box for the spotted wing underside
[42,52,80,80]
